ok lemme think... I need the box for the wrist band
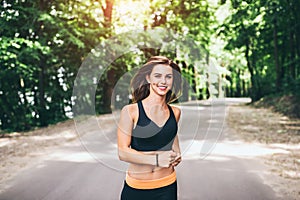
[156,154,159,167]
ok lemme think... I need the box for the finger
[172,159,181,166]
[171,158,178,164]
[171,161,179,167]
[170,157,176,163]
[169,155,176,162]
[170,151,177,157]
[174,155,181,162]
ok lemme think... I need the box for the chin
[156,89,170,96]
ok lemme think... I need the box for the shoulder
[121,103,138,119]
[170,105,181,122]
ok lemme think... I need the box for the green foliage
[0,0,105,132]
[1,0,217,132]
[218,0,300,100]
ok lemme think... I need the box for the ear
[146,75,150,83]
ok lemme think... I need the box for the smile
[158,85,168,90]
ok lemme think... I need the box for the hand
[157,151,177,168]
[171,152,181,167]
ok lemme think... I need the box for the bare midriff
[127,163,174,180]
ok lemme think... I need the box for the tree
[218,0,300,100]
[0,0,104,131]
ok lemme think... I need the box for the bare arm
[171,106,182,167]
[171,135,181,167]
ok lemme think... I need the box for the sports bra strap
[137,100,146,117]
[167,104,175,120]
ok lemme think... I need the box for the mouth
[157,85,168,91]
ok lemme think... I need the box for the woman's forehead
[151,64,173,74]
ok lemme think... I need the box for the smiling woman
[117,56,183,200]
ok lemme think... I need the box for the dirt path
[227,104,300,199]
[0,114,116,193]
[0,119,78,193]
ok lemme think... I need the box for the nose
[161,77,167,84]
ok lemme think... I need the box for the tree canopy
[1,0,299,132]
[218,0,300,100]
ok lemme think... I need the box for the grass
[253,94,300,119]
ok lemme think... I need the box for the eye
[154,74,162,78]
[166,75,173,79]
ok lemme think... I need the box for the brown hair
[130,56,182,103]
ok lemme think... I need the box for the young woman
[117,56,182,200]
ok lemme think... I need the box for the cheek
[150,79,158,85]
[150,77,160,84]
[149,81,159,88]
[167,78,173,85]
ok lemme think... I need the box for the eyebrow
[153,73,173,75]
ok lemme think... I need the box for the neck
[144,95,166,107]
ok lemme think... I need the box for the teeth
[158,86,167,90]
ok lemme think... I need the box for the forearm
[118,147,157,166]
[172,135,181,154]
[171,135,181,167]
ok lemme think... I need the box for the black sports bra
[131,101,178,151]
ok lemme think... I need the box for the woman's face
[146,64,173,96]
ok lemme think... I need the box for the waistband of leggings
[125,171,176,190]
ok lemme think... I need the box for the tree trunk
[288,0,300,80]
[189,64,197,100]
[37,0,47,126]
[101,0,114,29]
[273,17,281,91]
[245,38,260,100]
[38,61,47,126]
[181,61,189,102]
[289,27,296,80]
[236,69,241,97]
[99,0,115,113]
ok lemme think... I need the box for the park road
[0,98,287,200]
